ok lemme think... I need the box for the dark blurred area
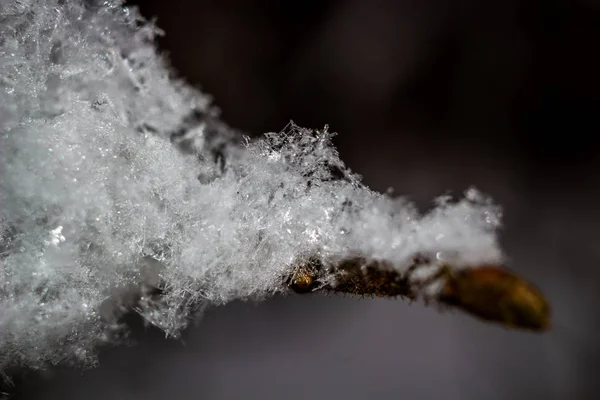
[9,0,600,399]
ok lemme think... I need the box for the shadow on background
[9,0,600,399]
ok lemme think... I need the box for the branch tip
[287,256,551,332]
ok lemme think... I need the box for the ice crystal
[0,0,503,372]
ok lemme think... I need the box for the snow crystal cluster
[0,0,503,372]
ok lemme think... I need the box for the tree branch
[287,255,550,331]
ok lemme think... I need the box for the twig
[287,255,551,331]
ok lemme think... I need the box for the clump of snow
[0,0,503,372]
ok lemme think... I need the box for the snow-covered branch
[0,0,548,374]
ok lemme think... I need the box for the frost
[0,0,503,372]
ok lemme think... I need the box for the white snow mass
[0,0,503,372]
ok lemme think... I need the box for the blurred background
[8,0,600,399]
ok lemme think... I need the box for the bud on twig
[288,255,550,331]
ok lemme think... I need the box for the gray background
[9,0,600,399]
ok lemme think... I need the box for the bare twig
[287,255,551,332]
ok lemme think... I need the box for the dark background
[9,0,600,399]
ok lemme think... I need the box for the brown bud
[438,266,551,331]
